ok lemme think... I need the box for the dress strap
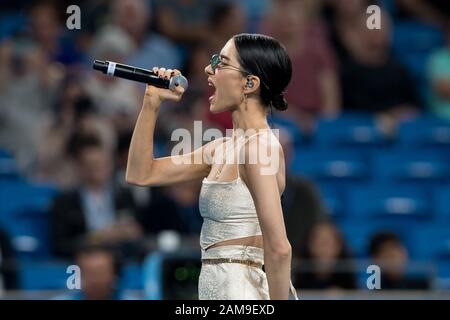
[235,129,272,179]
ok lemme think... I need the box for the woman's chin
[209,103,221,113]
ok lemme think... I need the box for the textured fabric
[198,245,269,300]
[199,245,298,300]
[198,133,265,251]
[197,132,298,300]
[199,178,262,250]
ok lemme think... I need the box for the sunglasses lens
[211,54,220,71]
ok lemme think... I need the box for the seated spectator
[108,0,181,70]
[0,2,75,173]
[85,26,140,133]
[27,1,84,66]
[339,12,421,132]
[36,90,115,189]
[114,131,202,237]
[263,0,341,133]
[56,242,137,300]
[207,1,247,54]
[0,227,18,294]
[369,232,431,290]
[294,221,357,290]
[49,134,143,259]
[164,182,203,234]
[427,24,450,121]
[154,0,213,47]
[321,0,378,61]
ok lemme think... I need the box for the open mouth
[208,79,216,104]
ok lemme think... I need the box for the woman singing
[126,33,297,300]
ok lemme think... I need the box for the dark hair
[67,132,103,159]
[301,221,353,260]
[210,1,236,29]
[233,33,292,111]
[75,241,123,277]
[368,232,403,257]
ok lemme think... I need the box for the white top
[199,131,273,251]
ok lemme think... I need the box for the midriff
[206,235,263,251]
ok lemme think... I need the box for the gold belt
[202,258,263,269]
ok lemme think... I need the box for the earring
[243,93,248,111]
[247,80,254,88]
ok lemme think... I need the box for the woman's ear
[243,75,260,94]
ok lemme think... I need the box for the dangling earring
[243,93,248,111]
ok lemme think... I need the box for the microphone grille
[169,74,188,91]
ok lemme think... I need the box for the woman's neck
[231,98,270,133]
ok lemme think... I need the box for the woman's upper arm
[130,137,224,186]
[242,138,290,252]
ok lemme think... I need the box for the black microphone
[92,60,188,90]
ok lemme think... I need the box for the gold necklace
[215,166,223,179]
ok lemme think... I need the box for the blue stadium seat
[0,180,57,216]
[270,115,303,146]
[392,21,445,86]
[436,259,450,289]
[19,261,68,290]
[437,259,450,278]
[392,21,444,52]
[372,150,450,184]
[397,116,450,150]
[314,113,388,148]
[337,222,380,258]
[0,179,59,257]
[290,148,370,183]
[19,261,142,291]
[0,13,27,41]
[409,225,450,260]
[0,148,18,177]
[379,0,397,15]
[119,263,143,290]
[346,184,432,220]
[316,184,345,217]
[434,187,450,222]
[337,220,420,258]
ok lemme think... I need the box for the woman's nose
[205,64,213,76]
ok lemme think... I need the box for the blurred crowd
[1,0,449,297]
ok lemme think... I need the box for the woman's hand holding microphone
[144,67,186,110]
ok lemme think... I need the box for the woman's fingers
[148,67,185,101]
[163,68,173,79]
[153,67,182,79]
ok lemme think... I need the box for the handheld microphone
[92,60,188,91]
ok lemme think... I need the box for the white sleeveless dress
[197,131,298,300]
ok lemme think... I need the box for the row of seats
[290,149,450,183]
[319,183,449,220]
[337,220,450,260]
[0,178,58,258]
[273,114,450,150]
[18,261,142,291]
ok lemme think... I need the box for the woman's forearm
[264,246,292,300]
[125,91,161,184]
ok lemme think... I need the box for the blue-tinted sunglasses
[210,54,250,74]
